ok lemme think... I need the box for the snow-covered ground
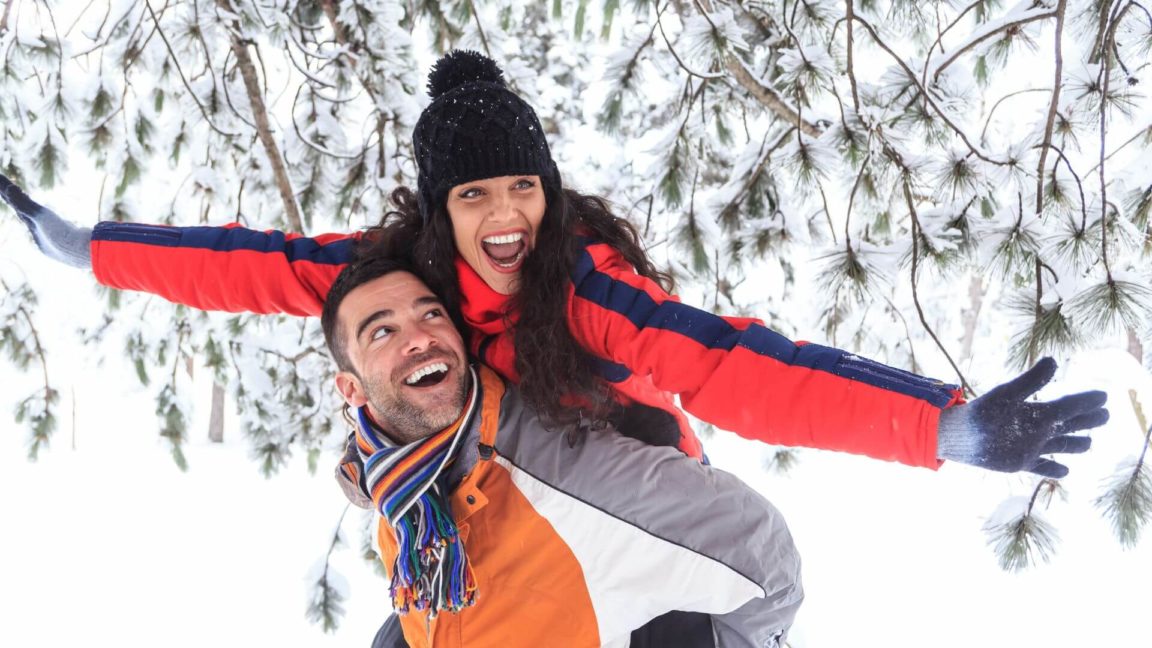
[2,229,1150,647]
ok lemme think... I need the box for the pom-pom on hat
[413,50,561,221]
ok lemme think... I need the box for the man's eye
[370,326,393,341]
[424,308,444,320]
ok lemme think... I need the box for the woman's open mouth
[481,232,527,271]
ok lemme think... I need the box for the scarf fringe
[388,495,478,617]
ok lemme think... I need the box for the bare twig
[1035,0,1068,219]
[980,89,1051,143]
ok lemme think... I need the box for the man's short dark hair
[321,256,423,374]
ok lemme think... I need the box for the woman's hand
[936,357,1109,478]
[0,173,92,269]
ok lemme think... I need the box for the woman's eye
[424,308,444,320]
[514,179,535,190]
[459,187,482,199]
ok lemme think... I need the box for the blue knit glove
[936,357,1108,478]
[0,173,92,269]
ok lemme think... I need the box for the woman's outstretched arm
[2,173,356,317]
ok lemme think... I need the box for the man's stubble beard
[363,368,470,445]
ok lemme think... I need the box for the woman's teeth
[481,232,527,267]
[483,233,523,245]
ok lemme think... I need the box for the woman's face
[445,175,546,295]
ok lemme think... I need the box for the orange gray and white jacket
[353,364,802,648]
[90,222,963,468]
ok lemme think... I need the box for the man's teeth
[483,232,523,245]
[405,362,448,385]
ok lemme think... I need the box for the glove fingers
[1041,435,1092,455]
[0,173,43,218]
[1028,458,1069,479]
[1055,406,1110,434]
[1043,390,1109,423]
[985,357,1058,402]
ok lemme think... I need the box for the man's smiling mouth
[404,362,449,387]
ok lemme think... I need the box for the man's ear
[335,370,369,408]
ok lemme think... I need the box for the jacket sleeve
[90,222,358,317]
[566,238,964,469]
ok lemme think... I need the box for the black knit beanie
[413,50,562,221]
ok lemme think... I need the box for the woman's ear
[335,371,369,408]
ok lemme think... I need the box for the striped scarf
[354,367,480,618]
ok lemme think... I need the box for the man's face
[334,271,469,444]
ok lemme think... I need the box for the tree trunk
[209,382,226,443]
[1128,327,1144,365]
[960,275,985,362]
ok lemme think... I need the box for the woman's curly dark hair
[358,184,677,436]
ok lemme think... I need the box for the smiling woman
[446,175,546,295]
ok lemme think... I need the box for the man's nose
[403,324,438,353]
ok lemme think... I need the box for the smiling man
[320,256,803,648]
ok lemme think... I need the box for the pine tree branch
[144,1,238,138]
[1034,0,1068,219]
[465,0,493,59]
[903,176,974,397]
[929,6,1059,83]
[2,282,53,411]
[1039,143,1089,232]
[852,16,1006,166]
[844,0,860,112]
[217,0,305,233]
[1097,14,1117,281]
[657,2,724,80]
[694,0,821,136]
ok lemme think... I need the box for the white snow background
[2,206,1151,648]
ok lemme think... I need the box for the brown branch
[696,0,822,136]
[903,179,974,397]
[1034,0,1068,219]
[931,9,1059,82]
[217,0,304,233]
[1,279,53,405]
[145,1,237,138]
[465,0,492,59]
[726,59,822,137]
[845,0,860,112]
[853,16,1005,166]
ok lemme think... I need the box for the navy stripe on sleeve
[571,241,957,407]
[92,222,355,266]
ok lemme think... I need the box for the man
[320,255,803,647]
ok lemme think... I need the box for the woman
[2,51,1105,478]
